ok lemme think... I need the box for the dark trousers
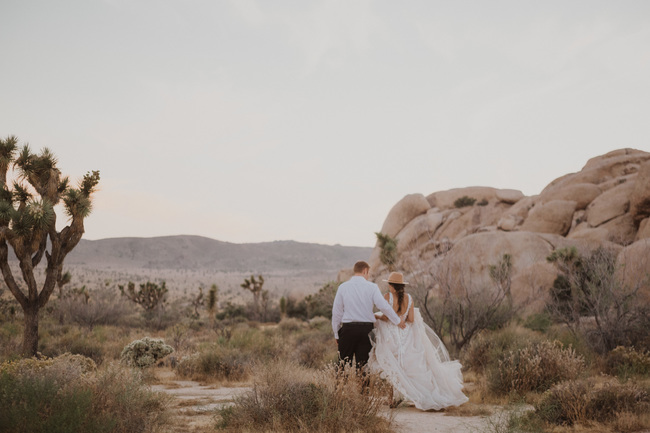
[337,322,374,370]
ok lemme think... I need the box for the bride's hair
[390,283,406,314]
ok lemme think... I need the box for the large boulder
[538,183,601,210]
[432,232,564,309]
[637,218,650,241]
[395,209,445,252]
[598,213,637,245]
[498,214,523,231]
[435,202,510,241]
[585,180,635,227]
[426,187,497,209]
[630,160,650,224]
[520,200,577,235]
[616,239,650,302]
[496,189,524,204]
[567,223,610,243]
[379,193,431,238]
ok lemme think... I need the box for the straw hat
[383,271,409,285]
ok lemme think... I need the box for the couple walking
[331,261,468,410]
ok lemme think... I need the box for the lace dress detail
[368,293,468,410]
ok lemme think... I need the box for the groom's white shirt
[332,276,402,339]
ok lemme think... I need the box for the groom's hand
[398,318,406,329]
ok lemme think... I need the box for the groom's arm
[372,288,403,327]
[332,289,344,340]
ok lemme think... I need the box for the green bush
[0,355,169,433]
[523,312,553,333]
[487,340,585,395]
[454,196,476,208]
[461,326,543,373]
[606,346,650,379]
[120,337,173,368]
[535,379,650,426]
[375,232,398,270]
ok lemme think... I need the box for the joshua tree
[0,136,100,356]
[240,274,264,319]
[119,281,168,312]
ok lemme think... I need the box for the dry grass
[214,361,394,433]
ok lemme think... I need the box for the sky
[1,0,649,247]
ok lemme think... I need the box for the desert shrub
[535,378,650,426]
[303,282,339,320]
[228,324,286,361]
[0,355,169,433]
[278,317,303,333]
[461,326,544,373]
[417,253,517,353]
[215,362,393,433]
[166,323,193,353]
[487,340,584,395]
[120,337,174,368]
[606,346,650,379]
[454,196,476,207]
[56,289,133,330]
[534,379,590,425]
[375,232,398,271]
[308,315,330,330]
[215,302,248,321]
[477,198,489,206]
[546,246,650,353]
[175,345,251,381]
[37,326,106,365]
[294,331,337,369]
[283,296,309,320]
[523,312,553,333]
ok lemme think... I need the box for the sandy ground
[152,370,500,433]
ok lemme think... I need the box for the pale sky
[1,0,649,247]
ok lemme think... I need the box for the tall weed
[215,362,393,433]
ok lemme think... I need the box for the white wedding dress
[368,293,469,410]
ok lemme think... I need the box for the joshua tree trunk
[22,304,39,356]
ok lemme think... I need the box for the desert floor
[152,369,503,433]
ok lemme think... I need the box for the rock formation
[365,148,650,312]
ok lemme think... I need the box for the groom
[332,261,405,369]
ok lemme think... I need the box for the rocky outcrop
[520,200,577,235]
[364,148,650,314]
[496,189,524,204]
[426,187,497,209]
[630,161,650,224]
[379,194,431,238]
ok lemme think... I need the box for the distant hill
[65,235,372,273]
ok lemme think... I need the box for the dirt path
[152,372,497,433]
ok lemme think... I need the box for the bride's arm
[406,298,415,323]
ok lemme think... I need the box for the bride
[368,272,469,410]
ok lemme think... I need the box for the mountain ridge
[65,234,372,273]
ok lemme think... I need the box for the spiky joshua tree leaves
[0,136,100,357]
